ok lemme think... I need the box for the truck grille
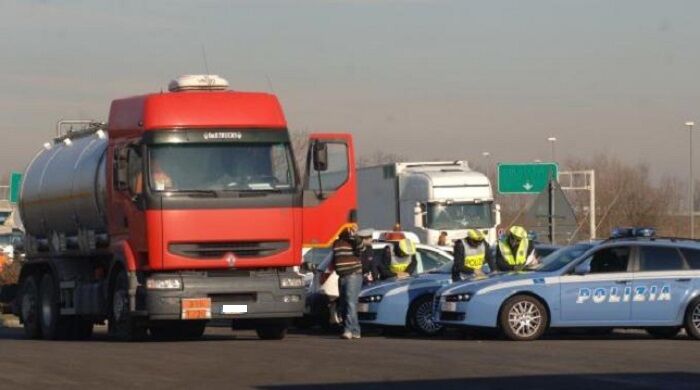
[169,241,289,259]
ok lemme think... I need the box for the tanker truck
[12,75,357,341]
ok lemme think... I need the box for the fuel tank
[20,130,108,253]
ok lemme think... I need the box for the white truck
[357,161,500,246]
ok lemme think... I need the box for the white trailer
[357,161,500,246]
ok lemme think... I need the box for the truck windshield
[426,202,494,230]
[148,143,296,192]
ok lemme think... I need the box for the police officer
[452,229,492,282]
[332,226,363,339]
[375,233,417,280]
[495,226,535,272]
[356,229,376,284]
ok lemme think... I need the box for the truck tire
[109,270,146,341]
[407,295,443,337]
[256,323,288,340]
[499,295,548,341]
[39,273,70,340]
[150,321,207,341]
[20,275,41,339]
[685,298,700,340]
[645,327,680,339]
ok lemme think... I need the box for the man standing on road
[495,226,535,272]
[452,229,492,282]
[332,226,363,339]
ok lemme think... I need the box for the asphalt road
[0,323,698,390]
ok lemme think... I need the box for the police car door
[559,245,633,325]
[631,245,691,324]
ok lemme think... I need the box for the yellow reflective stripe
[499,239,529,266]
[464,253,485,269]
[390,260,410,273]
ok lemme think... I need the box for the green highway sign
[9,171,22,204]
[497,163,558,194]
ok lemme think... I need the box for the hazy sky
[1,0,699,179]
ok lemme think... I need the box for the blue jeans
[338,273,362,336]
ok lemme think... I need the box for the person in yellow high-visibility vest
[376,233,417,280]
[452,229,493,282]
[495,226,536,272]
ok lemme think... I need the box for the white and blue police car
[435,228,700,341]
[357,244,578,336]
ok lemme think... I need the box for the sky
[1,0,699,180]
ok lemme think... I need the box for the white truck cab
[358,161,500,246]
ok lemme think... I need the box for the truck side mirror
[494,203,502,226]
[414,203,426,228]
[312,142,328,172]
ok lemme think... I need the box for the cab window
[589,246,630,274]
[309,142,348,192]
[417,248,449,272]
[681,249,700,270]
[639,246,686,272]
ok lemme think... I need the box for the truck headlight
[359,295,383,303]
[280,277,305,289]
[445,293,472,302]
[146,277,182,290]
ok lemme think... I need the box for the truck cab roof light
[168,74,230,92]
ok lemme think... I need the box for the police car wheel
[685,299,700,340]
[499,295,548,341]
[408,296,443,337]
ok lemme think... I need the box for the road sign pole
[548,178,555,244]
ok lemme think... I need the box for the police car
[435,228,700,341]
[357,243,575,336]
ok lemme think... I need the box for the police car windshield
[535,243,595,272]
[148,143,296,192]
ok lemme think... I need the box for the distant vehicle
[301,242,451,328]
[357,161,500,246]
[436,228,700,341]
[357,243,570,336]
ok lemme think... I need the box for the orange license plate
[181,298,212,320]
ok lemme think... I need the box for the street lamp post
[482,152,491,178]
[547,137,557,162]
[687,121,696,238]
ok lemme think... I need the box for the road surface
[0,324,697,389]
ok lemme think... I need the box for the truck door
[302,134,357,248]
[111,143,148,259]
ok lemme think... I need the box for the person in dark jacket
[374,233,418,280]
[332,226,363,339]
[452,229,492,282]
[494,226,535,272]
[356,229,376,284]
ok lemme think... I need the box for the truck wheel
[645,327,680,339]
[408,296,443,337]
[20,275,41,339]
[256,323,288,340]
[109,270,146,341]
[39,273,70,340]
[499,295,548,341]
[685,298,700,340]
